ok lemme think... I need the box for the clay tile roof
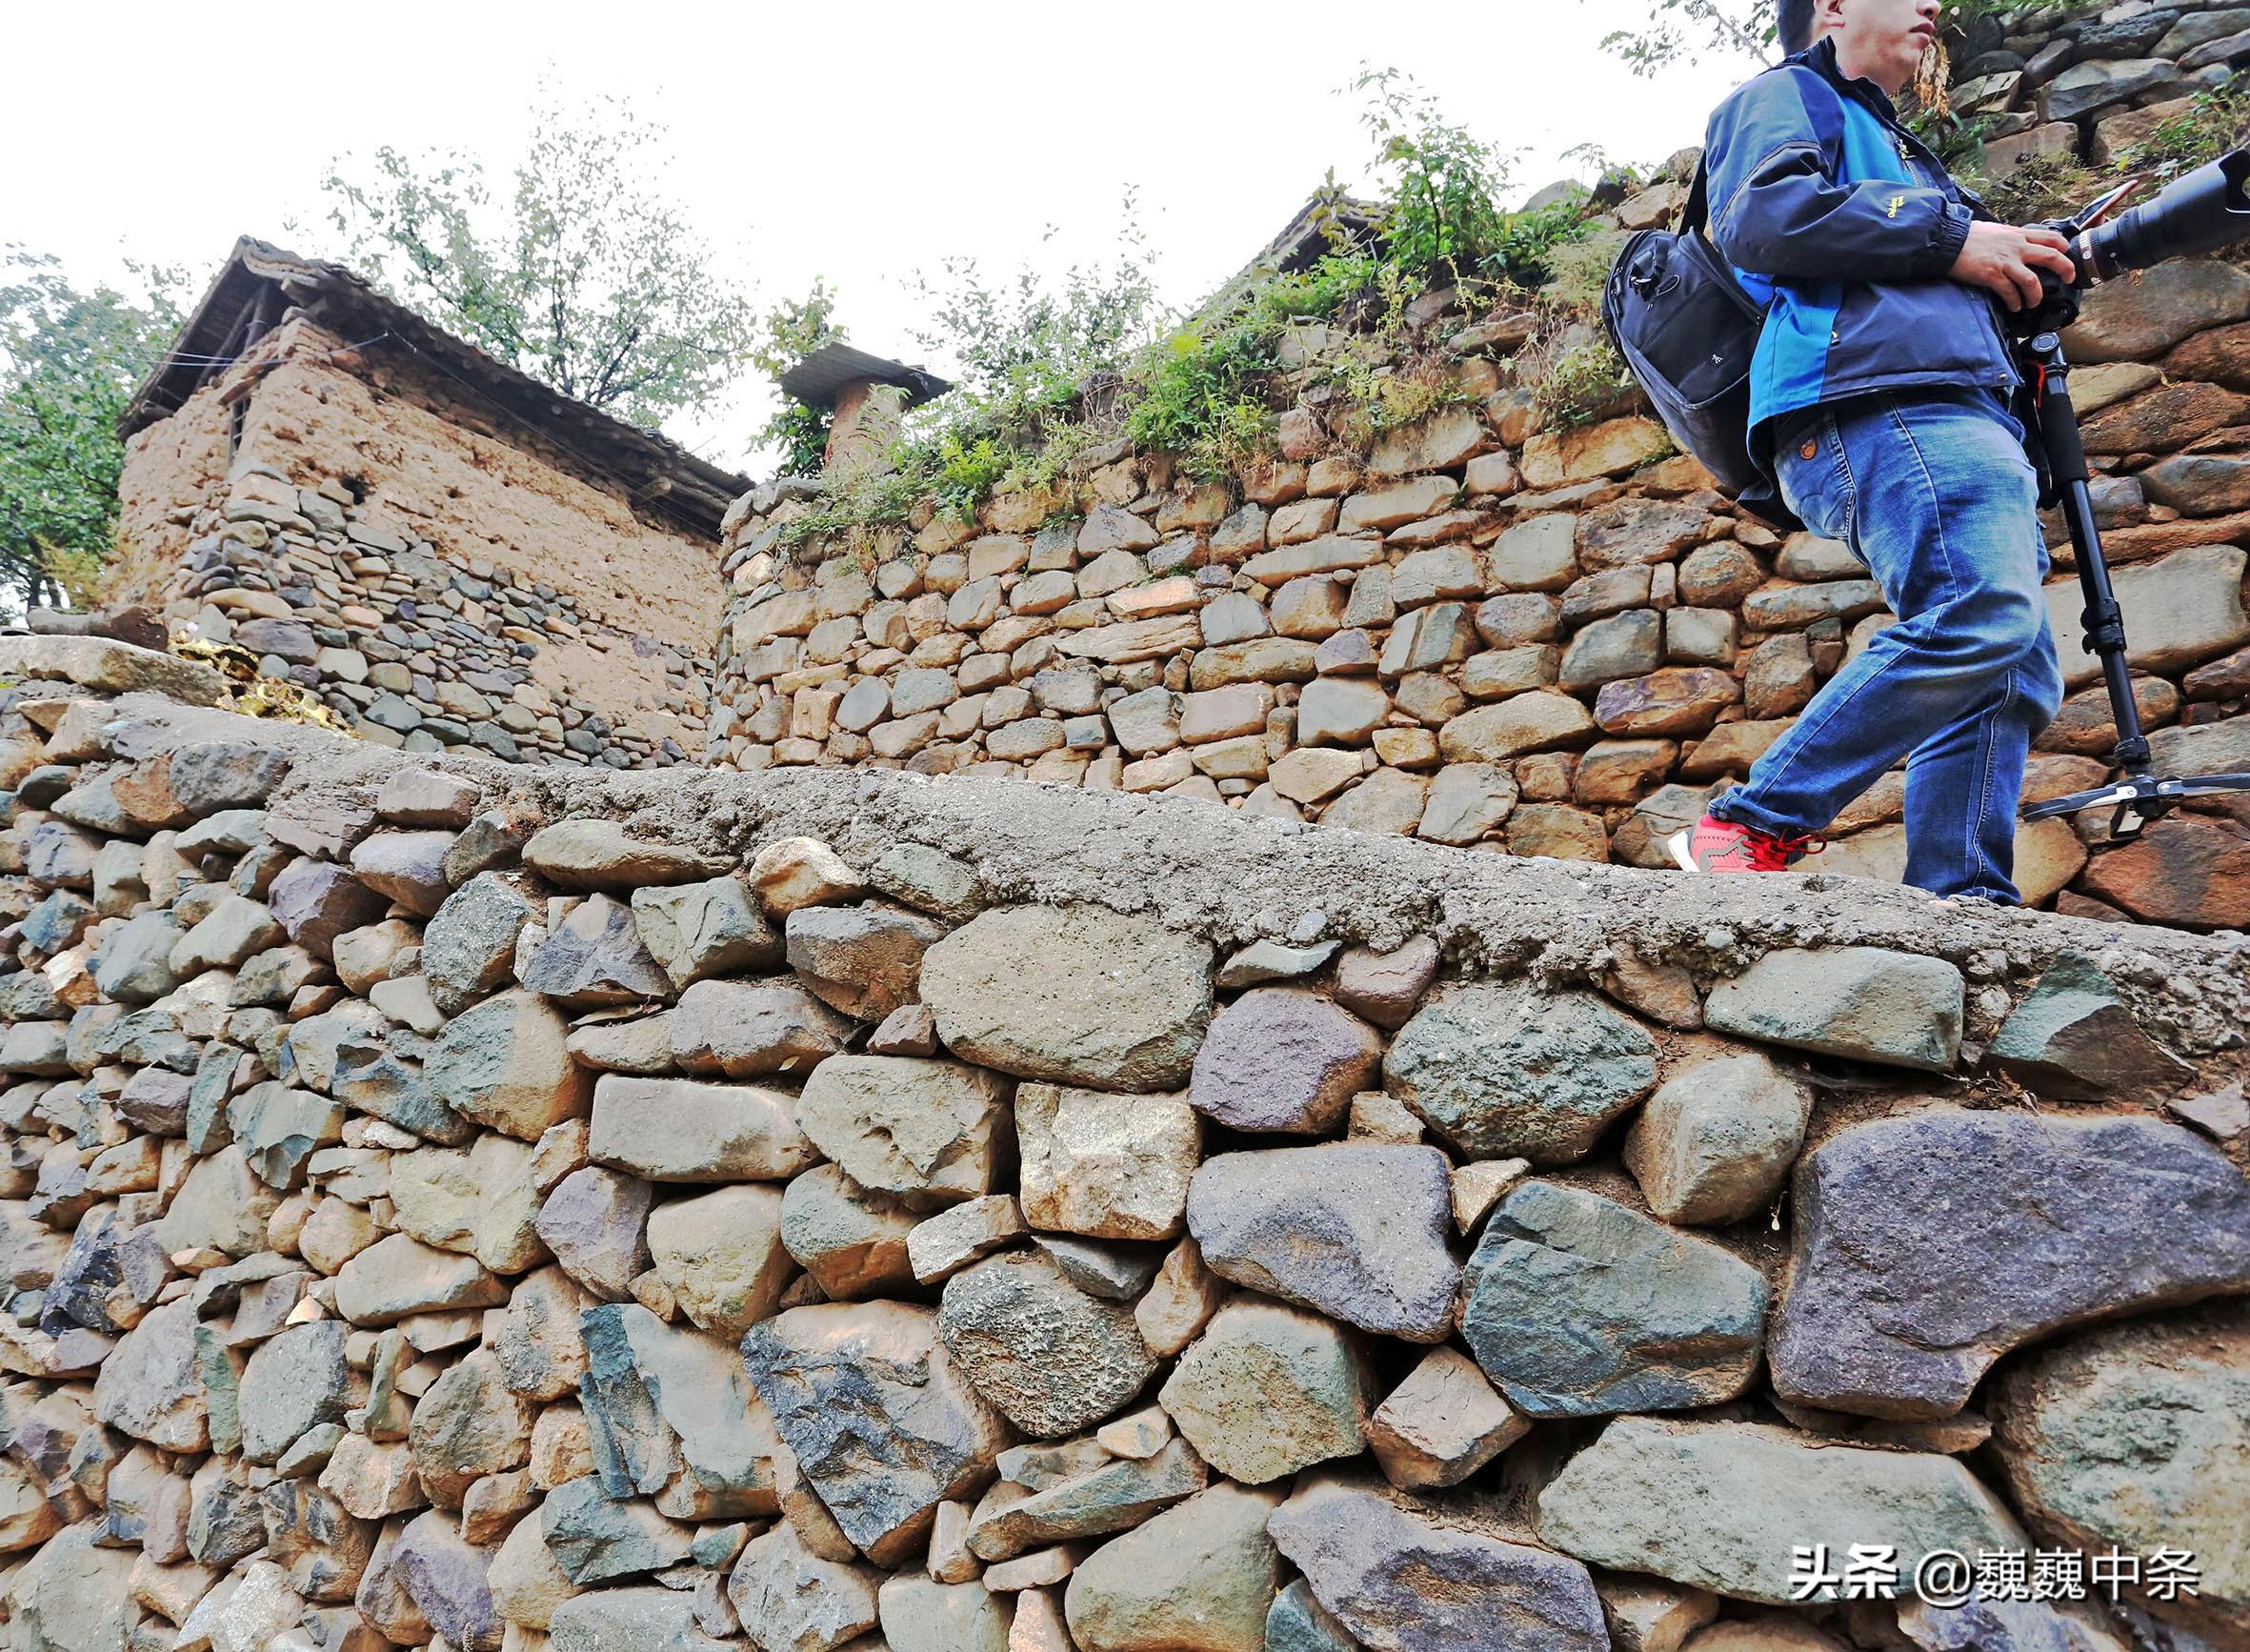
[121,236,751,540]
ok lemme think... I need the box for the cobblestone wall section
[0,655,2240,1651]
[712,2,2250,932]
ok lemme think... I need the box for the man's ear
[1814,0,1849,36]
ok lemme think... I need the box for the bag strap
[1679,157,1712,236]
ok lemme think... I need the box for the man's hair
[1778,0,1818,53]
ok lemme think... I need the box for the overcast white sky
[4,1,1761,470]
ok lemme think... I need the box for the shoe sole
[1667,828,1700,874]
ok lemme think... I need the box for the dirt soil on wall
[237,352,718,653]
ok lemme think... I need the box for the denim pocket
[1776,411,1854,543]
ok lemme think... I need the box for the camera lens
[2080,149,2250,283]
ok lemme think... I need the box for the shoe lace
[1743,829,1825,871]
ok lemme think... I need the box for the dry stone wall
[713,1,2250,933]
[0,639,2242,1652]
[117,319,719,774]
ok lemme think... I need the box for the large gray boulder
[741,1300,1012,1567]
[589,1074,818,1183]
[1270,1471,1610,1652]
[1186,1143,1459,1342]
[92,1298,208,1451]
[1772,1110,2250,1419]
[964,1438,1207,1563]
[1383,983,1657,1161]
[240,1322,359,1465]
[1460,1180,1766,1418]
[1536,1418,2023,1605]
[1990,1304,2250,1643]
[921,904,1214,1091]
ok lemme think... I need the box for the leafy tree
[1354,67,1517,280]
[749,282,849,477]
[903,200,1167,449]
[1592,0,1776,74]
[0,251,183,615]
[316,93,756,430]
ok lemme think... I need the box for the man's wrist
[1933,201,1975,272]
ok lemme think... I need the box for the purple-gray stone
[1268,1470,1610,1652]
[1186,986,1384,1135]
[1772,1109,2250,1420]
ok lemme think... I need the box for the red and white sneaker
[1668,814,1824,875]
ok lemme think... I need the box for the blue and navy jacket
[1704,37,2020,444]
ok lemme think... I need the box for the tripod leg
[2028,336,2154,780]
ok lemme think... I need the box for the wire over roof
[121,237,751,541]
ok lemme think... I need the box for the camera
[2010,148,2250,337]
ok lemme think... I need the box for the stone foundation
[0,643,2240,1650]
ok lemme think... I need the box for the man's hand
[1949,221,2079,312]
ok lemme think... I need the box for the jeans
[1710,389,2064,902]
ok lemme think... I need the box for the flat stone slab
[0,635,228,702]
[1536,1418,2024,1605]
[1703,946,1963,1072]
[1771,1109,2250,1420]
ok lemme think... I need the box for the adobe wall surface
[712,3,2250,934]
[0,646,2240,1651]
[115,319,719,772]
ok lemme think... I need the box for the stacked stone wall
[117,319,719,774]
[0,643,2240,1651]
[713,1,2250,931]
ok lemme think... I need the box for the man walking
[1669,0,2081,902]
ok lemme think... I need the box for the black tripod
[2017,325,2250,839]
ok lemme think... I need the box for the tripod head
[2006,150,2250,841]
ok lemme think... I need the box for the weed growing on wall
[760,73,1615,559]
[1950,84,2250,232]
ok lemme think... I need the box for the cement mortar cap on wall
[90,691,2250,1058]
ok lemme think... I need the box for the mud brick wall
[0,644,2240,1651]
[712,1,2250,933]
[116,318,719,773]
